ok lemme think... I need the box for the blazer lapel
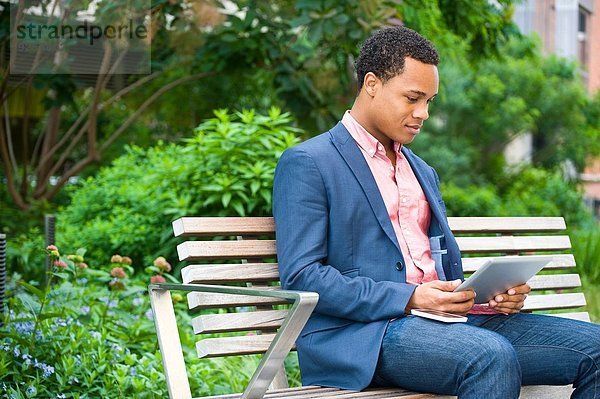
[401,147,448,233]
[329,122,401,254]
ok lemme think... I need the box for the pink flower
[53,260,68,269]
[110,254,123,264]
[109,279,125,291]
[110,267,127,279]
[76,262,88,269]
[121,256,132,265]
[46,245,60,257]
[153,256,171,272]
[150,275,166,284]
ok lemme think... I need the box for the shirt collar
[342,110,403,159]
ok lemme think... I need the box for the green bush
[441,167,593,228]
[56,108,301,267]
[571,226,600,285]
[0,244,301,398]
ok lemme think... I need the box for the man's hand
[405,280,475,315]
[488,283,531,314]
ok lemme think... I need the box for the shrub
[441,167,594,228]
[57,108,301,267]
[1,244,300,397]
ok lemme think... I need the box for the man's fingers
[429,279,462,292]
[508,283,531,295]
[494,294,527,304]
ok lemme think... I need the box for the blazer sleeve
[273,147,417,322]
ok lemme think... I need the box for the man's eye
[406,97,418,103]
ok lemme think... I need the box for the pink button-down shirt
[342,111,437,285]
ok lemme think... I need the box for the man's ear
[363,72,380,97]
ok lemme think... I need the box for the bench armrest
[148,283,319,399]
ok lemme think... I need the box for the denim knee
[464,335,521,386]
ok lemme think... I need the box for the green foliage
[441,167,593,228]
[418,36,600,179]
[57,108,301,266]
[571,226,600,285]
[441,183,503,217]
[0,243,300,398]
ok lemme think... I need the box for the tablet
[454,256,554,304]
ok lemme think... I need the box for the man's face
[364,57,439,147]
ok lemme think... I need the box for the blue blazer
[272,122,464,390]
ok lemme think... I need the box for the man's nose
[413,103,429,120]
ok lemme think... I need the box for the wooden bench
[149,216,591,399]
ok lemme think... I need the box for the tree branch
[99,71,216,153]
[43,71,216,201]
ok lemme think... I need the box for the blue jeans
[371,313,600,398]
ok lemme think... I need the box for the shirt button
[395,262,404,271]
[401,198,407,203]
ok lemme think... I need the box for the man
[272,26,599,398]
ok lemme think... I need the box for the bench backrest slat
[176,235,572,261]
[172,216,589,360]
[173,216,567,236]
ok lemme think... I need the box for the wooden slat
[173,217,275,237]
[197,294,587,358]
[193,310,288,334]
[523,293,586,311]
[461,254,576,272]
[196,333,286,358]
[187,289,287,311]
[182,255,576,286]
[177,240,277,261]
[527,274,581,290]
[199,386,433,399]
[447,217,566,233]
[174,217,566,237]
[179,236,571,261]
[456,235,571,253]
[200,386,340,399]
[199,384,572,399]
[181,263,279,284]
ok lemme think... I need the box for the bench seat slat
[193,310,288,334]
[456,235,571,253]
[199,386,430,399]
[200,386,341,399]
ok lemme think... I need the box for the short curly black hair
[355,26,439,90]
